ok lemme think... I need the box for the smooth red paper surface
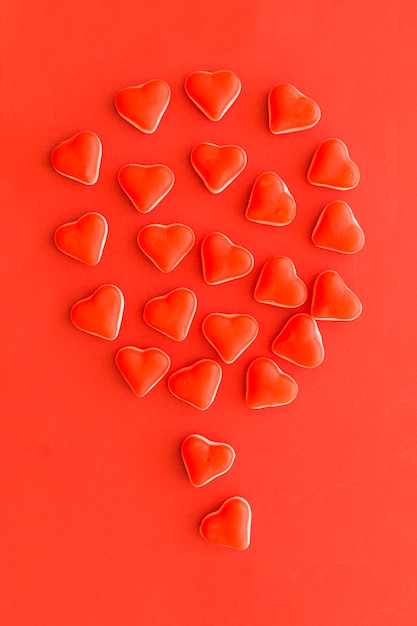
[1,1,417,625]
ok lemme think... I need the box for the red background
[2,1,417,624]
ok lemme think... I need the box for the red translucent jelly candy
[115,79,170,133]
[168,359,222,410]
[118,164,175,213]
[137,223,195,272]
[246,357,298,409]
[312,200,365,253]
[181,434,236,487]
[115,346,171,397]
[190,142,247,193]
[201,232,254,285]
[184,70,241,121]
[54,212,108,266]
[268,84,321,134]
[202,313,259,363]
[143,287,197,341]
[70,284,124,340]
[200,496,252,550]
[246,171,296,226]
[254,256,307,308]
[51,130,102,185]
[271,313,324,368]
[307,138,360,190]
[311,270,362,321]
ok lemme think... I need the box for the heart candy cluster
[51,71,365,548]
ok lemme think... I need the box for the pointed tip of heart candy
[168,359,222,410]
[307,138,360,190]
[185,70,241,121]
[115,345,171,397]
[312,200,365,253]
[70,284,124,340]
[115,79,171,133]
[51,130,102,185]
[199,496,252,549]
[311,270,362,321]
[181,434,236,487]
[54,212,108,265]
[268,84,321,134]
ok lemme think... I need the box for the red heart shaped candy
[115,346,170,397]
[312,200,365,253]
[54,212,108,266]
[115,79,170,133]
[254,256,307,307]
[118,164,175,213]
[51,131,102,185]
[200,496,252,550]
[185,70,241,121]
[311,270,362,321]
[202,313,258,363]
[246,357,298,408]
[168,359,222,410]
[143,287,197,341]
[70,284,124,340]
[246,171,296,226]
[271,313,324,368]
[307,138,360,190]
[137,223,195,272]
[181,434,236,487]
[191,142,247,193]
[268,84,321,134]
[201,232,254,285]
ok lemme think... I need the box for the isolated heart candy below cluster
[181,434,236,487]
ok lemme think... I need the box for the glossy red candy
[54,212,108,266]
[271,313,324,368]
[70,284,124,340]
[312,200,365,253]
[246,171,296,226]
[181,434,236,487]
[115,79,170,133]
[115,346,171,397]
[311,270,362,321]
[254,256,307,308]
[118,164,175,213]
[200,496,252,550]
[190,142,247,193]
[51,130,102,185]
[268,83,321,134]
[307,138,360,190]
[168,359,222,410]
[202,313,258,363]
[201,232,254,285]
[246,357,298,408]
[185,70,241,121]
[143,287,197,341]
[137,223,195,272]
